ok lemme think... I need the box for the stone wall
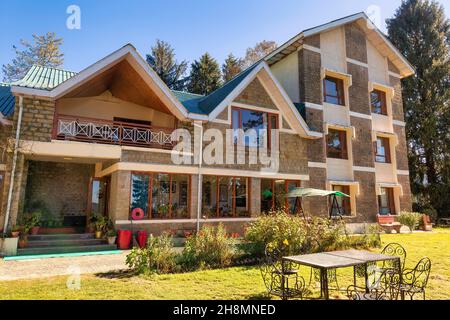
[234,78,277,110]
[345,23,368,63]
[393,125,409,171]
[397,174,413,212]
[353,171,378,223]
[350,116,375,167]
[14,98,56,142]
[24,161,93,218]
[347,62,370,114]
[298,49,322,105]
[389,76,405,122]
[109,170,131,221]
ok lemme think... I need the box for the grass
[0,228,448,300]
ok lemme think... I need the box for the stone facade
[345,23,368,63]
[298,49,322,105]
[234,78,277,110]
[350,116,375,168]
[347,62,370,114]
[353,171,378,223]
[389,76,405,122]
[393,125,409,171]
[14,98,56,142]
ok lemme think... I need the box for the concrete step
[27,233,95,241]
[26,238,107,248]
[17,244,118,256]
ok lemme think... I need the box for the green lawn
[0,229,449,300]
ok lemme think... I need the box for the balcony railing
[54,114,175,149]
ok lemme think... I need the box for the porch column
[250,178,261,217]
[6,154,28,229]
[190,175,199,219]
[109,170,131,222]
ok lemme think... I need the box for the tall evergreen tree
[242,40,277,68]
[187,53,222,95]
[2,32,64,82]
[387,0,450,217]
[222,53,243,82]
[146,39,188,90]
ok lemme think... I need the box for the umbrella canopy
[286,187,350,198]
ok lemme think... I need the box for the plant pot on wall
[30,227,40,235]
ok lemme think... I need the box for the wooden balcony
[53,114,175,149]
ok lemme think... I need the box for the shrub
[126,232,177,274]
[398,211,422,232]
[179,224,234,271]
[301,217,347,253]
[243,211,306,257]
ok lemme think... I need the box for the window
[202,176,250,218]
[323,76,345,105]
[130,173,190,219]
[378,187,395,215]
[327,129,348,159]
[375,137,391,163]
[331,185,351,216]
[260,179,301,214]
[232,108,278,148]
[371,90,387,115]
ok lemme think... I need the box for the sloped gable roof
[11,65,77,90]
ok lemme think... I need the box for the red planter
[136,231,148,248]
[117,230,132,250]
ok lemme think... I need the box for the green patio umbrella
[286,188,350,218]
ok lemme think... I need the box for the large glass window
[323,76,345,105]
[232,108,277,148]
[326,129,348,159]
[378,187,395,215]
[130,173,190,219]
[331,185,351,216]
[371,90,387,115]
[375,137,391,163]
[261,179,300,214]
[202,176,250,218]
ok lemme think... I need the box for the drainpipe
[194,121,203,233]
[3,96,24,233]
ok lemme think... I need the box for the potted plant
[88,214,99,233]
[28,211,42,235]
[106,229,117,245]
[18,234,28,248]
[11,225,21,238]
[94,216,108,239]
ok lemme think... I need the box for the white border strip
[349,111,372,120]
[392,120,406,127]
[116,218,257,225]
[300,44,322,54]
[346,58,368,68]
[305,102,324,110]
[353,166,376,173]
[397,170,410,176]
[308,161,327,169]
[388,71,402,79]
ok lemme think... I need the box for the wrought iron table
[284,250,401,300]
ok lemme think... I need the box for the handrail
[54,114,175,149]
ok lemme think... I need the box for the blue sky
[1,0,449,74]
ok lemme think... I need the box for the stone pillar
[190,175,199,219]
[109,170,131,222]
[250,178,261,217]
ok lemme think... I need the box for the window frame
[378,187,396,215]
[326,129,348,160]
[231,107,278,149]
[260,179,301,214]
[129,172,191,220]
[202,175,251,218]
[323,76,345,106]
[331,185,351,216]
[374,136,392,163]
[370,89,388,115]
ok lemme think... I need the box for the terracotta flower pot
[11,231,20,238]
[30,227,40,235]
[18,238,27,248]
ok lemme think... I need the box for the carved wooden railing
[54,114,175,149]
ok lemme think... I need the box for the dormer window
[371,89,387,115]
[323,76,345,106]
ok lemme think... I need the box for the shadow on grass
[95,269,136,279]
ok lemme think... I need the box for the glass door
[88,177,109,223]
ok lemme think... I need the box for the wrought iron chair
[260,245,309,300]
[309,268,339,291]
[347,269,401,300]
[399,257,431,300]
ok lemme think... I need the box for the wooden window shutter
[388,188,396,214]
[384,138,392,163]
[340,130,348,159]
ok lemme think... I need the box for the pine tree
[387,0,450,217]
[146,39,188,90]
[242,40,277,68]
[222,53,243,82]
[187,53,222,95]
[2,32,64,82]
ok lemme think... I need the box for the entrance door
[87,177,109,224]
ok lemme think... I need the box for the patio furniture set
[260,243,432,300]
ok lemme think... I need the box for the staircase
[18,233,118,256]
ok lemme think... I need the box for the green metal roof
[171,90,205,114]
[11,65,77,90]
[0,83,15,117]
